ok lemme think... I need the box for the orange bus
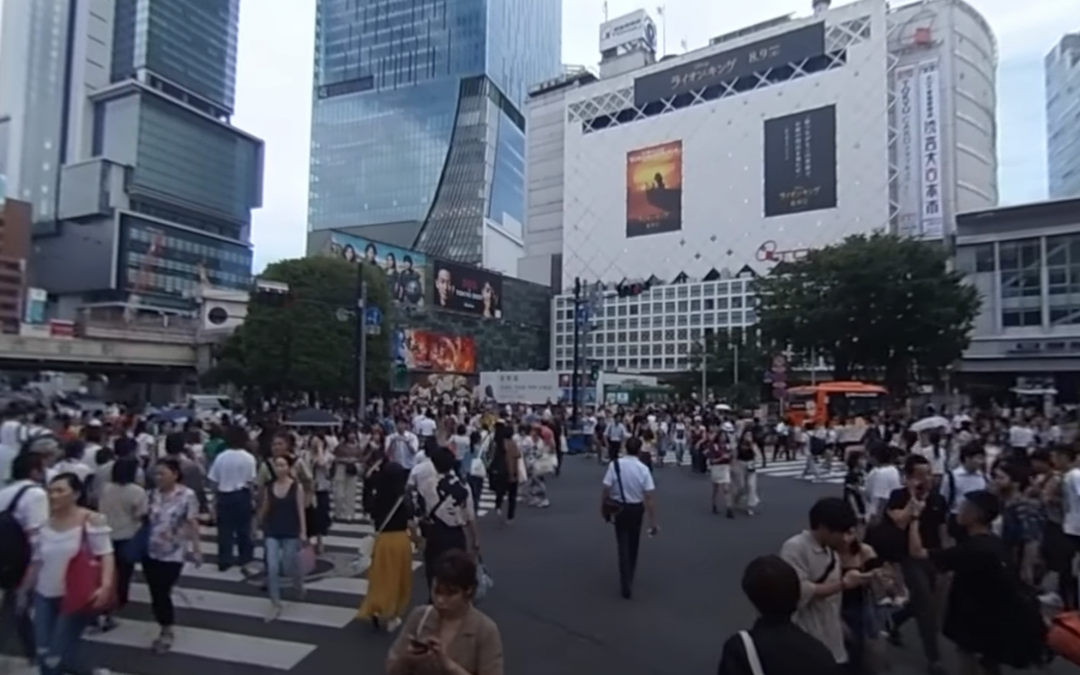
[786,381,887,429]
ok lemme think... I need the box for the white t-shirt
[34,516,113,598]
[1008,425,1035,450]
[414,417,436,438]
[602,456,655,504]
[1062,468,1080,536]
[864,465,902,517]
[912,443,947,476]
[80,442,104,469]
[0,480,48,532]
[207,448,257,492]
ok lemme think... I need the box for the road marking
[85,620,316,670]
[127,583,357,628]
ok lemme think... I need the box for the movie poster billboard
[763,104,838,217]
[626,140,683,238]
[432,260,503,319]
[392,328,477,374]
[326,232,427,307]
[404,373,479,400]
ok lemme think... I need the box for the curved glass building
[307,0,561,265]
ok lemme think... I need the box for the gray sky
[233,0,1073,269]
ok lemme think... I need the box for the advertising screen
[392,329,477,374]
[763,104,838,217]
[626,141,683,238]
[326,232,427,307]
[432,260,503,319]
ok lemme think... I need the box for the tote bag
[62,521,116,616]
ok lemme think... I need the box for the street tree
[753,233,980,394]
[677,328,768,406]
[211,256,391,401]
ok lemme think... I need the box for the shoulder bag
[601,458,628,522]
[355,495,404,572]
[737,631,766,675]
[62,515,117,616]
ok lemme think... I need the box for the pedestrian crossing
[0,486,502,675]
[657,454,846,485]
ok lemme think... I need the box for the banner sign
[633,22,825,106]
[432,260,503,319]
[917,59,943,240]
[895,64,920,238]
[763,104,837,217]
[392,329,477,374]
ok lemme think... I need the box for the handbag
[61,519,116,616]
[533,449,557,477]
[738,631,765,675]
[469,456,487,479]
[474,557,494,601]
[298,544,317,576]
[601,458,628,522]
[355,496,404,572]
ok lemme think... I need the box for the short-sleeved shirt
[602,456,655,504]
[879,488,949,555]
[147,485,198,562]
[779,530,846,663]
[34,514,113,598]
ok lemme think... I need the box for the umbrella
[285,408,342,427]
[714,403,733,412]
[910,416,949,433]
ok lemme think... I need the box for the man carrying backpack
[0,452,48,662]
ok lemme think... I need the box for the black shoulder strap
[612,458,627,503]
[4,485,34,515]
[814,552,838,584]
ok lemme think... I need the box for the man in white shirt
[0,452,48,659]
[207,427,257,572]
[864,446,903,523]
[387,418,420,470]
[601,437,658,599]
[944,443,987,543]
[413,410,437,440]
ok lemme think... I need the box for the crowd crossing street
[1,486,499,675]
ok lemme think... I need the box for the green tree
[210,256,391,400]
[753,233,980,394]
[675,328,767,406]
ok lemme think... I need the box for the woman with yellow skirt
[357,459,414,632]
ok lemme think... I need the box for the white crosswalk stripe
[658,454,846,485]
[62,486,501,675]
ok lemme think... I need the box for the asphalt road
[2,458,1073,675]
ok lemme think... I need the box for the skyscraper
[1047,33,1080,199]
[307,0,561,265]
[0,0,263,314]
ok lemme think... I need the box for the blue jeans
[32,594,91,675]
[215,488,253,570]
[466,475,484,506]
[265,537,302,604]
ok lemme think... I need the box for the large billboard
[432,260,503,319]
[392,328,477,374]
[763,104,838,217]
[626,140,683,238]
[326,232,427,307]
[895,59,943,240]
[633,22,825,106]
[599,9,657,53]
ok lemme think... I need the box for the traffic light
[589,361,600,380]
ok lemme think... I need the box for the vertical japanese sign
[917,59,943,240]
[894,64,919,238]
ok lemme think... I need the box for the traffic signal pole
[355,262,368,422]
[570,277,582,429]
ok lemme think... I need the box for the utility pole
[699,341,707,403]
[733,339,740,385]
[570,277,583,428]
[355,262,368,422]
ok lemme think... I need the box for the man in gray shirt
[780,497,866,666]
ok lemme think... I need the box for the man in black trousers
[600,437,659,599]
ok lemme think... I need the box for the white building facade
[533,0,998,374]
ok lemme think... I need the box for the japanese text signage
[917,60,943,240]
[763,104,837,217]
[894,64,920,238]
[633,22,825,106]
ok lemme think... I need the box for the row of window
[553,309,757,338]
[553,280,752,308]
[554,358,691,373]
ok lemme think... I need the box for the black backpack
[0,485,35,590]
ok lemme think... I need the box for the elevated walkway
[0,333,197,369]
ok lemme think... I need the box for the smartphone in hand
[408,637,430,655]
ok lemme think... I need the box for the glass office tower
[1047,33,1080,199]
[308,0,561,264]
